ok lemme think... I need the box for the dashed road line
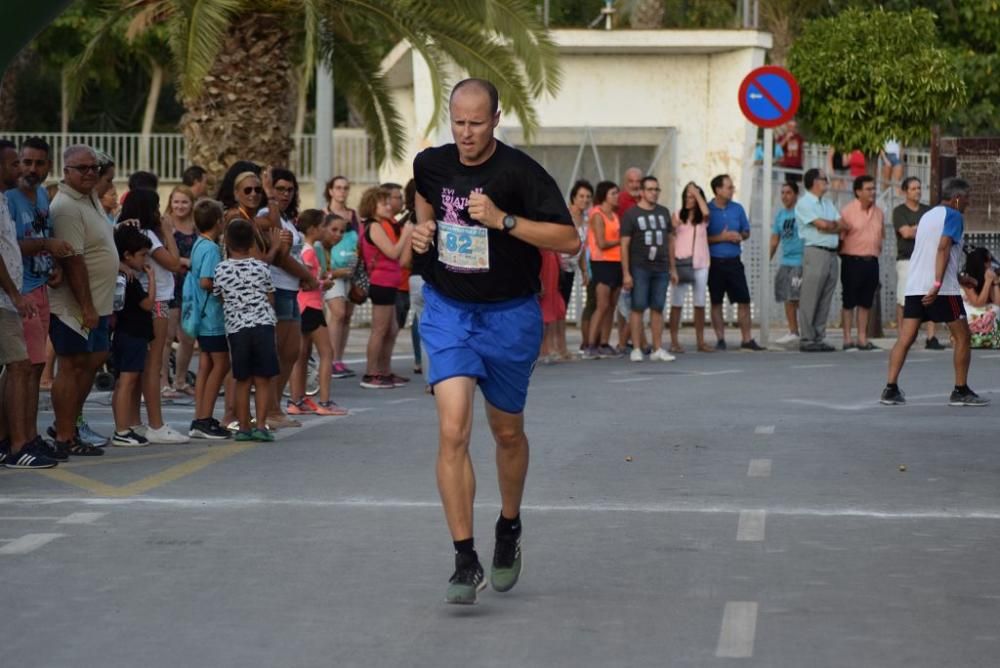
[747,459,772,477]
[736,510,767,542]
[608,377,654,384]
[58,512,106,525]
[716,601,758,658]
[791,363,835,369]
[754,425,775,435]
[0,533,65,555]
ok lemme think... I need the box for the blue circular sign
[738,66,800,128]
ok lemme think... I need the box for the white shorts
[895,260,909,307]
[670,267,709,308]
[323,278,349,301]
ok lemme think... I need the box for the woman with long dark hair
[961,247,1000,349]
[584,180,622,358]
[119,189,190,443]
[323,175,361,377]
[565,179,592,357]
[668,182,712,353]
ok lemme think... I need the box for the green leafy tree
[75,0,561,176]
[787,7,966,153]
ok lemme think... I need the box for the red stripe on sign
[749,75,788,117]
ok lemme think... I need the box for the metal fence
[0,130,377,184]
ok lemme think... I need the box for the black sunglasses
[242,186,263,195]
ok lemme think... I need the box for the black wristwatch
[502,214,517,233]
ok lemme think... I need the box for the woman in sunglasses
[215,162,317,430]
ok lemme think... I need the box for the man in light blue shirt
[769,181,803,344]
[794,168,842,352]
[706,174,762,351]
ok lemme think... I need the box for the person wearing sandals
[213,219,281,441]
[668,182,713,353]
[287,210,348,416]
[322,175,361,378]
[838,175,883,351]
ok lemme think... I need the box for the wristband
[933,280,942,289]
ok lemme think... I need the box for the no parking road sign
[738,66,799,128]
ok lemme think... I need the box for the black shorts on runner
[903,294,966,323]
[708,258,751,305]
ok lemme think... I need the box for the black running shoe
[740,339,765,351]
[949,388,990,407]
[0,439,8,466]
[446,552,486,604]
[880,385,905,405]
[925,336,946,350]
[491,529,522,593]
[5,440,58,469]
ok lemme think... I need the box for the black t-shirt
[620,204,672,272]
[412,141,573,302]
[117,275,153,340]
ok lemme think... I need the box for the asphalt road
[2,333,999,667]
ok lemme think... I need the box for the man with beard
[8,137,75,462]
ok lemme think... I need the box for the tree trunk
[60,69,70,134]
[180,13,298,180]
[139,60,164,171]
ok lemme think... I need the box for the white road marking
[386,398,418,405]
[979,353,1000,359]
[58,512,107,525]
[6,496,1000,520]
[716,602,758,658]
[747,459,772,477]
[791,363,835,369]
[691,369,743,376]
[608,377,654,384]
[273,413,356,441]
[754,425,775,435]
[0,533,65,555]
[737,510,767,541]
[0,517,61,522]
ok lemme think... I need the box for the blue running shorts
[420,285,542,414]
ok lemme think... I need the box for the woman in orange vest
[585,180,622,358]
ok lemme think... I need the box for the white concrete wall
[380,36,769,212]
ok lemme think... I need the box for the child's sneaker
[234,430,254,442]
[287,398,319,415]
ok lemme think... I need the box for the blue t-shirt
[772,207,803,266]
[326,229,358,270]
[8,186,52,293]
[707,200,750,259]
[185,236,226,337]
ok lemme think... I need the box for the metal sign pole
[760,128,773,348]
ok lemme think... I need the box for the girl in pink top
[288,210,348,416]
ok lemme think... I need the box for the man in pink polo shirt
[839,175,884,350]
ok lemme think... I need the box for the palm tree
[70,0,561,177]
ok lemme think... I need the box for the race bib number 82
[437,220,490,273]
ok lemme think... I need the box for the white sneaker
[775,332,800,344]
[650,348,676,362]
[145,424,190,444]
[629,348,644,362]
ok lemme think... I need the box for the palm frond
[339,0,450,142]
[62,0,128,116]
[169,0,245,99]
[321,33,406,165]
